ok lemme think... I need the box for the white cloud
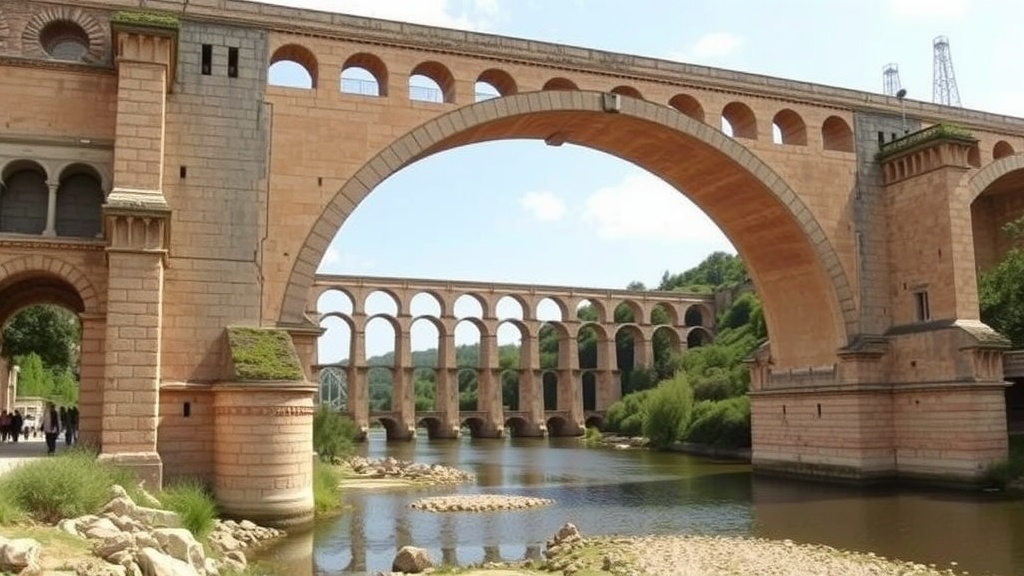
[582,172,733,246]
[519,191,566,221]
[252,0,501,30]
[889,0,968,18]
[317,246,376,273]
[669,32,743,63]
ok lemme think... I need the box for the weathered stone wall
[158,387,215,481]
[160,20,267,383]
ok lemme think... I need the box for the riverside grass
[313,459,342,515]
[158,480,218,539]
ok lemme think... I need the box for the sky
[253,0,1024,361]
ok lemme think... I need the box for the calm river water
[257,431,1024,576]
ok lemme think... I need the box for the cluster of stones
[596,435,650,449]
[347,456,475,484]
[409,494,555,513]
[0,485,282,576]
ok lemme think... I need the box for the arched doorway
[0,257,103,447]
[280,92,853,375]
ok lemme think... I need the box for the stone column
[434,322,459,438]
[476,329,504,437]
[595,336,619,410]
[43,182,57,237]
[77,313,106,448]
[558,327,584,435]
[392,322,415,439]
[348,323,368,437]
[98,18,177,487]
[521,329,545,436]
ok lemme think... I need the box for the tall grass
[984,436,1024,489]
[0,450,129,524]
[158,480,218,539]
[312,459,342,515]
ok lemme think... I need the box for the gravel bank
[409,494,554,512]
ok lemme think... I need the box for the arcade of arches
[313,276,716,440]
[0,0,1022,526]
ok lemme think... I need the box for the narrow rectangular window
[183,402,192,418]
[201,44,212,75]
[228,47,239,78]
[914,291,930,322]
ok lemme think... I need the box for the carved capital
[103,211,170,255]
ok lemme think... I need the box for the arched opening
[821,115,854,152]
[411,317,440,412]
[684,304,710,328]
[285,92,854,378]
[0,272,88,448]
[317,288,354,316]
[575,298,606,323]
[455,316,484,411]
[268,44,318,89]
[615,323,648,395]
[652,325,682,379]
[668,94,705,122]
[649,302,678,326]
[577,323,599,373]
[378,416,399,440]
[581,371,597,411]
[771,109,807,146]
[56,164,103,238]
[542,77,577,91]
[687,326,713,348]
[968,145,982,168]
[454,294,485,319]
[993,141,1015,160]
[497,319,526,411]
[417,416,442,438]
[365,313,397,411]
[409,61,455,104]
[341,52,388,96]
[542,371,558,411]
[610,85,643,99]
[476,68,517,101]
[546,415,568,436]
[584,415,604,430]
[317,314,352,406]
[505,416,529,437]
[0,160,47,235]
[721,101,757,139]
[410,292,443,318]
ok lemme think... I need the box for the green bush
[685,396,751,449]
[312,460,342,515]
[313,404,359,462]
[0,450,130,524]
[642,373,694,449]
[159,480,217,539]
[582,426,602,444]
[983,436,1024,489]
[605,390,650,437]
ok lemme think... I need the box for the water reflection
[256,432,1024,576]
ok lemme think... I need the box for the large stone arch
[281,91,854,369]
[963,153,1024,204]
[0,254,101,320]
[963,154,1024,274]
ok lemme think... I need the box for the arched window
[268,44,318,89]
[821,116,854,152]
[721,102,757,139]
[341,52,388,97]
[610,85,643,99]
[39,20,89,61]
[55,165,103,238]
[475,68,517,102]
[669,94,705,122]
[409,61,455,104]
[0,162,48,234]
[993,140,1015,160]
[771,109,807,145]
[542,77,577,91]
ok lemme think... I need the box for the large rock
[391,546,434,574]
[151,529,205,574]
[136,547,200,576]
[0,537,40,570]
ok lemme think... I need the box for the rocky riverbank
[345,456,475,485]
[0,485,282,576]
[409,494,554,512]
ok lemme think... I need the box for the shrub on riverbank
[606,389,650,437]
[984,436,1024,489]
[643,374,694,449]
[313,404,359,462]
[0,450,135,524]
[686,396,751,449]
[313,459,342,514]
[159,480,217,539]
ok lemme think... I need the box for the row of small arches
[268,44,856,152]
[0,159,105,238]
[316,288,713,328]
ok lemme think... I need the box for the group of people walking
[0,409,28,442]
[0,403,78,454]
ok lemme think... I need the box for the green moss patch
[111,11,181,30]
[876,123,975,161]
[226,327,305,382]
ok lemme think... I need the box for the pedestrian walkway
[0,436,48,475]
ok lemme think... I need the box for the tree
[642,373,694,449]
[1,305,80,374]
[14,352,51,398]
[979,218,1024,347]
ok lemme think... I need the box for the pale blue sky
[254,0,1024,360]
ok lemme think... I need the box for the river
[256,432,1024,576]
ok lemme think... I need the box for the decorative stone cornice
[0,235,106,252]
[213,405,315,417]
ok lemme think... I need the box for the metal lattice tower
[883,63,902,97]
[932,36,962,107]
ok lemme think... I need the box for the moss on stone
[226,327,305,382]
[876,123,975,161]
[111,11,181,31]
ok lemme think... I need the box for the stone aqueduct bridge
[311,274,717,440]
[0,0,1023,525]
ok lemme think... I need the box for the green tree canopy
[1,305,80,374]
[979,218,1024,347]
